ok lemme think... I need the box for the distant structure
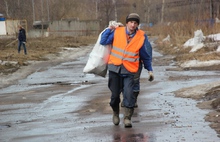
[0,13,7,35]
[47,19,100,37]
[33,21,49,29]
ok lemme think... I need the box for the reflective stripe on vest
[108,27,145,73]
[111,46,139,62]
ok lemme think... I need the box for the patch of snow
[217,46,220,52]
[180,30,220,67]
[215,17,220,23]
[184,30,205,48]
[1,61,18,66]
[175,80,220,99]
[162,35,170,42]
[189,43,204,52]
[207,33,220,41]
[180,60,220,68]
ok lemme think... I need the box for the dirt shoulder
[153,33,220,137]
[0,36,97,89]
[174,80,220,137]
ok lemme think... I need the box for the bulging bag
[83,28,111,77]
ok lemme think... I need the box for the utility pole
[4,0,9,18]
[96,0,98,19]
[32,0,35,22]
[47,0,50,21]
[210,0,214,19]
[217,1,219,18]
[148,0,151,24]
[144,0,151,23]
[144,0,147,22]
[112,0,117,21]
[41,0,44,36]
[161,0,165,23]
[41,0,44,21]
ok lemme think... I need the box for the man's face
[126,21,139,33]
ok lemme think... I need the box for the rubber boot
[112,107,120,125]
[123,107,134,128]
[134,92,139,108]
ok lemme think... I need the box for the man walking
[18,25,27,55]
[100,13,154,128]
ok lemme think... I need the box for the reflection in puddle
[113,133,149,142]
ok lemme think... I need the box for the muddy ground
[151,50,220,137]
[0,36,220,138]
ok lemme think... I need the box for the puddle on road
[113,133,150,142]
[0,57,105,94]
[0,124,11,129]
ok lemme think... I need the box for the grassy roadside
[147,22,220,64]
[0,36,97,75]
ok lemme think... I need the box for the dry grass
[149,21,220,63]
[0,36,97,74]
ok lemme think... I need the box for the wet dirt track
[0,46,220,142]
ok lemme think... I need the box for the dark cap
[126,13,140,24]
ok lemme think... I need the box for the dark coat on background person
[18,28,26,42]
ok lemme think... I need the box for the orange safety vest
[108,27,145,73]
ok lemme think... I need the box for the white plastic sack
[83,29,111,77]
[83,21,123,77]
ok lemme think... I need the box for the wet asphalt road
[0,46,220,142]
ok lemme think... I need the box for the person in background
[18,25,27,55]
[100,13,154,128]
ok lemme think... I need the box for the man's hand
[23,42,26,44]
[148,71,154,82]
[108,26,117,30]
[108,21,123,30]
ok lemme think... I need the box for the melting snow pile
[183,30,205,52]
[182,30,220,68]
[183,29,220,52]
[162,29,220,68]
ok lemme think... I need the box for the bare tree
[161,0,165,23]
[3,0,10,18]
[1,0,220,30]
[98,0,115,27]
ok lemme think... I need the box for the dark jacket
[18,28,26,42]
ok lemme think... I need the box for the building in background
[0,13,27,37]
[0,13,7,35]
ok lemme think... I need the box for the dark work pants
[108,71,135,111]
[18,40,27,54]
[133,63,143,92]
